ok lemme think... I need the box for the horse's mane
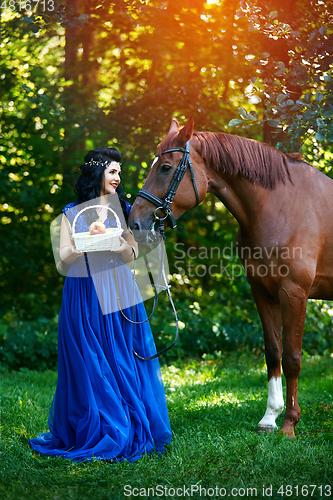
[159,130,299,189]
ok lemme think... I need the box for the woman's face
[101,161,121,195]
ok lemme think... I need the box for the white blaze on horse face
[258,377,284,429]
[151,157,158,169]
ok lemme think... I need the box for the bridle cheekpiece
[137,140,199,239]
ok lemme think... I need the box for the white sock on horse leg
[258,376,284,429]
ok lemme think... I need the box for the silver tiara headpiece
[86,159,111,168]
[80,159,121,171]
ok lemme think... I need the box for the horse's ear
[168,119,179,134]
[176,116,194,145]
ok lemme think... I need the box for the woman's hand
[70,238,85,256]
[59,239,84,264]
[112,236,136,262]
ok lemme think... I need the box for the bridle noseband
[137,140,199,238]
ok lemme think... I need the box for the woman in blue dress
[29,147,172,462]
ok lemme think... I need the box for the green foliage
[0,13,69,317]
[1,354,332,499]
[1,1,332,359]
[151,282,263,362]
[303,300,333,355]
[1,296,332,372]
[229,0,333,162]
[152,295,333,363]
[0,313,58,371]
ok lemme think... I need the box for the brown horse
[128,117,333,438]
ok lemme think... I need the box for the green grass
[1,351,332,500]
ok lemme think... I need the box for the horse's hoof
[255,425,276,434]
[279,426,296,439]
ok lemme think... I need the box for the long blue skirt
[29,254,172,462]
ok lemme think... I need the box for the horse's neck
[208,173,270,232]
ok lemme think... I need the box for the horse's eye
[161,164,172,173]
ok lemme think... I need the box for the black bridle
[137,140,199,238]
[129,140,199,360]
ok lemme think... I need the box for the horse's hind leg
[251,288,284,433]
[278,285,307,438]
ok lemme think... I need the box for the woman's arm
[59,214,84,264]
[113,228,138,263]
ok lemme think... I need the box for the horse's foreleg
[251,288,284,433]
[279,286,308,438]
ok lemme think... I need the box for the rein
[116,140,198,360]
[113,243,179,361]
[137,140,199,239]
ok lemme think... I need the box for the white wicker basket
[72,205,123,252]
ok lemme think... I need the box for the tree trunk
[62,0,84,188]
[82,2,99,99]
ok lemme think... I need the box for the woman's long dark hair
[74,147,129,226]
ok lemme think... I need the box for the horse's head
[128,117,208,240]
